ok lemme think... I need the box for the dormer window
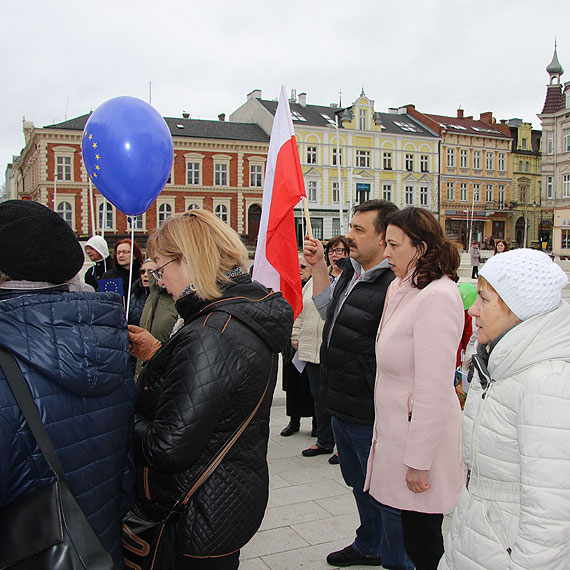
[359,109,367,130]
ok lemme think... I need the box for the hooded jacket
[84,236,111,291]
[439,301,570,570]
[0,288,135,567]
[134,274,293,556]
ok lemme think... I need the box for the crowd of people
[0,197,569,570]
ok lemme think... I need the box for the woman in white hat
[439,249,570,569]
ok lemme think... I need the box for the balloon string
[125,219,135,320]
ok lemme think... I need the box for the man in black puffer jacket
[305,200,413,570]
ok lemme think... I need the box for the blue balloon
[82,96,173,216]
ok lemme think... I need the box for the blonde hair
[147,209,248,300]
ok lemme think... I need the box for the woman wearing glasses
[128,209,293,569]
[439,249,570,570]
[128,259,157,326]
[102,238,144,302]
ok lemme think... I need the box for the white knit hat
[479,248,568,321]
[85,235,109,259]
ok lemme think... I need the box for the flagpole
[335,115,344,234]
[53,167,57,211]
[302,197,314,240]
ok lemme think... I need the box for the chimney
[290,89,297,103]
[480,112,493,124]
[298,92,307,107]
[218,113,226,121]
[457,108,464,119]
[247,89,262,101]
[182,111,190,119]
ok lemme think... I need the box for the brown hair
[494,239,509,255]
[113,238,143,267]
[386,207,460,289]
[353,199,398,235]
[147,209,248,300]
[325,235,349,259]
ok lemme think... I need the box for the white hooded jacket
[439,301,570,570]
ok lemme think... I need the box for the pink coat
[364,275,464,514]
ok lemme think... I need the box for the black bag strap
[0,346,67,482]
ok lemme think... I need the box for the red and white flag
[253,85,305,318]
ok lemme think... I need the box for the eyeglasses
[139,269,149,276]
[330,248,348,255]
[150,257,179,281]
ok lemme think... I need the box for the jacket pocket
[484,502,513,554]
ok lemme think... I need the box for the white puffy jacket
[439,301,570,570]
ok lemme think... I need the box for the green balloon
[458,282,478,310]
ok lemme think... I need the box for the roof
[257,99,438,137]
[44,114,269,142]
[508,126,542,155]
[421,113,511,139]
[541,84,565,115]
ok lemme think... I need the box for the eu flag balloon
[82,96,173,216]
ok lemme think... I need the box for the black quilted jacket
[134,275,293,556]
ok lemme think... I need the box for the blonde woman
[129,209,293,569]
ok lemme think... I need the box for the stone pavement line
[239,403,388,570]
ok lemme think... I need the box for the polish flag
[253,85,305,318]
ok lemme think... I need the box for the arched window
[215,204,228,223]
[187,203,199,210]
[158,203,172,227]
[57,201,73,226]
[98,202,113,230]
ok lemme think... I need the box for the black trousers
[471,265,479,278]
[175,551,240,569]
[400,510,444,570]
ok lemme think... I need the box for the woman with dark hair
[493,238,508,255]
[365,207,464,570]
[324,235,349,288]
[102,238,144,303]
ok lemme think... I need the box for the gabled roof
[44,114,269,142]
[541,84,565,115]
[422,113,511,139]
[509,126,542,155]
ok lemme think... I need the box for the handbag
[0,347,118,570]
[122,353,276,570]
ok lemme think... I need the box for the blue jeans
[332,417,413,569]
[305,363,334,450]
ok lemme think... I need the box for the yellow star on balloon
[92,142,97,149]
[95,154,100,160]
[95,165,100,171]
[88,134,93,140]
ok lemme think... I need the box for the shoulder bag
[0,346,118,570]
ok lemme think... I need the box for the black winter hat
[0,200,84,283]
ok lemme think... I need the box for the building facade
[231,89,440,243]
[12,114,269,248]
[405,105,513,250]
[538,44,570,256]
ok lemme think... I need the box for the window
[405,186,413,205]
[359,109,367,130]
[158,203,172,227]
[498,186,505,208]
[187,162,200,185]
[332,181,340,203]
[520,186,527,203]
[498,153,505,171]
[486,152,493,171]
[307,180,317,202]
[446,148,455,168]
[460,149,468,169]
[290,110,307,122]
[98,202,113,230]
[547,132,553,155]
[56,156,72,181]
[564,128,570,152]
[547,176,553,198]
[214,163,228,186]
[420,155,428,172]
[473,151,481,170]
[128,215,144,231]
[57,201,73,226]
[332,217,340,236]
[356,150,370,168]
[419,186,428,206]
[446,182,454,201]
[311,218,323,240]
[383,151,392,170]
[405,154,414,171]
[563,174,570,198]
[307,146,317,164]
[473,184,480,202]
[382,184,392,202]
[522,138,527,150]
[187,203,200,210]
[215,204,228,223]
[356,184,370,204]
[332,147,342,166]
[525,161,529,173]
[460,183,468,202]
[250,164,263,187]
[519,160,523,172]
[486,185,493,202]
[563,230,570,250]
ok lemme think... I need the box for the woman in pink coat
[365,207,464,570]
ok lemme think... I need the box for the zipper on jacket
[143,466,151,501]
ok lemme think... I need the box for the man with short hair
[83,235,111,291]
[304,200,412,569]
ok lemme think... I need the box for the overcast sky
[2,0,568,179]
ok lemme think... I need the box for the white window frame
[157,202,173,227]
[563,174,570,198]
[486,152,493,171]
[547,132,554,155]
[185,153,204,186]
[128,214,145,232]
[562,229,570,249]
[307,146,317,164]
[332,181,340,203]
[56,198,74,228]
[547,176,553,199]
[356,150,370,168]
[213,154,231,187]
[419,186,428,206]
[250,164,263,187]
[563,128,570,152]
[446,148,455,168]
[359,109,367,130]
[213,197,232,224]
[382,183,392,202]
[420,154,428,172]
[460,149,468,169]
[332,147,342,166]
[498,153,506,171]
[214,204,228,223]
[405,154,414,172]
[97,199,115,231]
[486,185,493,203]
[405,185,413,206]
[473,183,480,202]
[306,179,318,202]
[383,151,392,170]
[473,151,481,170]
[460,183,468,202]
[53,146,75,182]
[498,186,505,208]
[446,182,454,201]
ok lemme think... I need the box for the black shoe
[302,445,334,457]
[326,545,382,567]
[280,421,300,437]
[328,453,339,465]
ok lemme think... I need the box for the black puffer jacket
[134,275,293,556]
[320,257,394,425]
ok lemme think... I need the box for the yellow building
[231,89,440,242]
